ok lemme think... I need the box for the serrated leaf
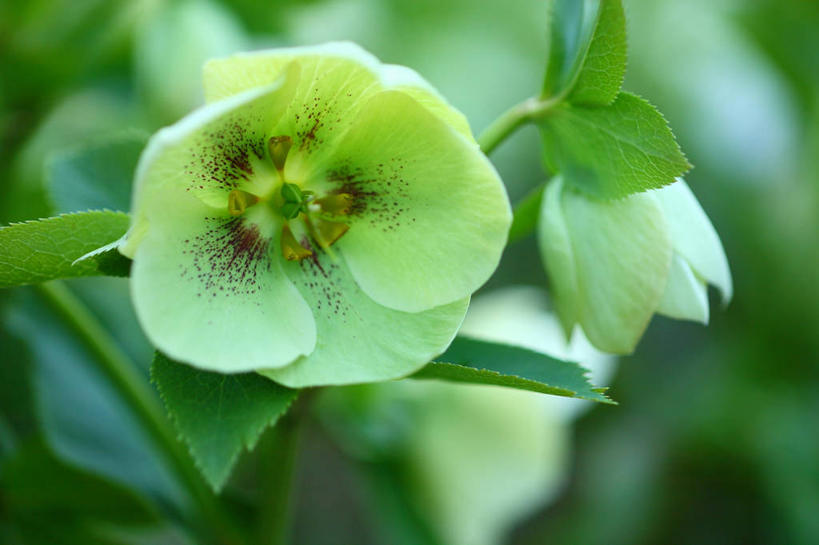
[412,336,613,404]
[47,133,146,214]
[508,183,545,244]
[539,92,690,198]
[543,0,626,105]
[0,212,130,288]
[568,0,627,105]
[151,352,299,491]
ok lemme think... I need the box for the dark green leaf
[1,436,158,526]
[0,211,130,288]
[151,352,300,491]
[539,92,690,198]
[543,0,587,98]
[543,0,626,105]
[413,336,613,403]
[47,133,146,214]
[508,183,545,244]
[568,0,627,105]
[3,286,187,516]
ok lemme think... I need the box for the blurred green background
[1,0,818,544]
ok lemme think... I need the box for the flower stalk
[37,281,245,545]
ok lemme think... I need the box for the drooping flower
[538,177,731,354]
[119,42,511,386]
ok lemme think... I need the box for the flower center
[226,135,353,261]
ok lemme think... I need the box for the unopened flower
[119,43,511,386]
[538,177,731,354]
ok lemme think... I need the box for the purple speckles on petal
[295,247,350,321]
[183,112,268,194]
[180,217,271,300]
[327,156,413,232]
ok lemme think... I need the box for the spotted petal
[203,42,473,140]
[261,249,468,387]
[327,90,511,312]
[131,197,316,373]
[123,74,317,372]
[121,69,300,257]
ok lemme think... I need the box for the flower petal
[203,42,381,102]
[328,90,511,312]
[377,63,474,141]
[654,179,733,303]
[131,198,316,373]
[540,178,672,354]
[537,177,580,338]
[260,249,469,387]
[203,42,474,140]
[121,70,301,258]
[656,253,710,324]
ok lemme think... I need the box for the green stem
[256,394,308,545]
[477,95,562,156]
[37,281,245,545]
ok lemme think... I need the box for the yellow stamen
[228,189,258,216]
[281,224,313,261]
[312,218,350,248]
[268,136,292,171]
[314,193,353,216]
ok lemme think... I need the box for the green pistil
[227,134,355,261]
[279,182,314,220]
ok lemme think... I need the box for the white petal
[654,179,733,303]
[657,253,710,324]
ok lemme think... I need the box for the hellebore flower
[119,42,511,386]
[538,177,731,354]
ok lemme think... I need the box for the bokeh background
[1,0,818,544]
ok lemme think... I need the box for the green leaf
[567,0,627,106]
[151,352,300,491]
[1,436,158,526]
[539,92,690,198]
[47,133,146,214]
[0,211,131,289]
[543,0,627,105]
[508,183,545,244]
[4,285,187,514]
[412,336,613,404]
[542,0,587,98]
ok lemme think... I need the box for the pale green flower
[538,177,731,354]
[119,42,511,385]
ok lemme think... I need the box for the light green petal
[260,250,469,387]
[121,71,300,261]
[203,42,474,141]
[378,63,474,141]
[537,177,579,338]
[130,197,316,373]
[329,90,511,312]
[555,186,672,354]
[206,46,393,191]
[203,42,382,102]
[657,253,710,324]
[654,179,733,303]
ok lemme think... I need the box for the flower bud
[537,177,730,354]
